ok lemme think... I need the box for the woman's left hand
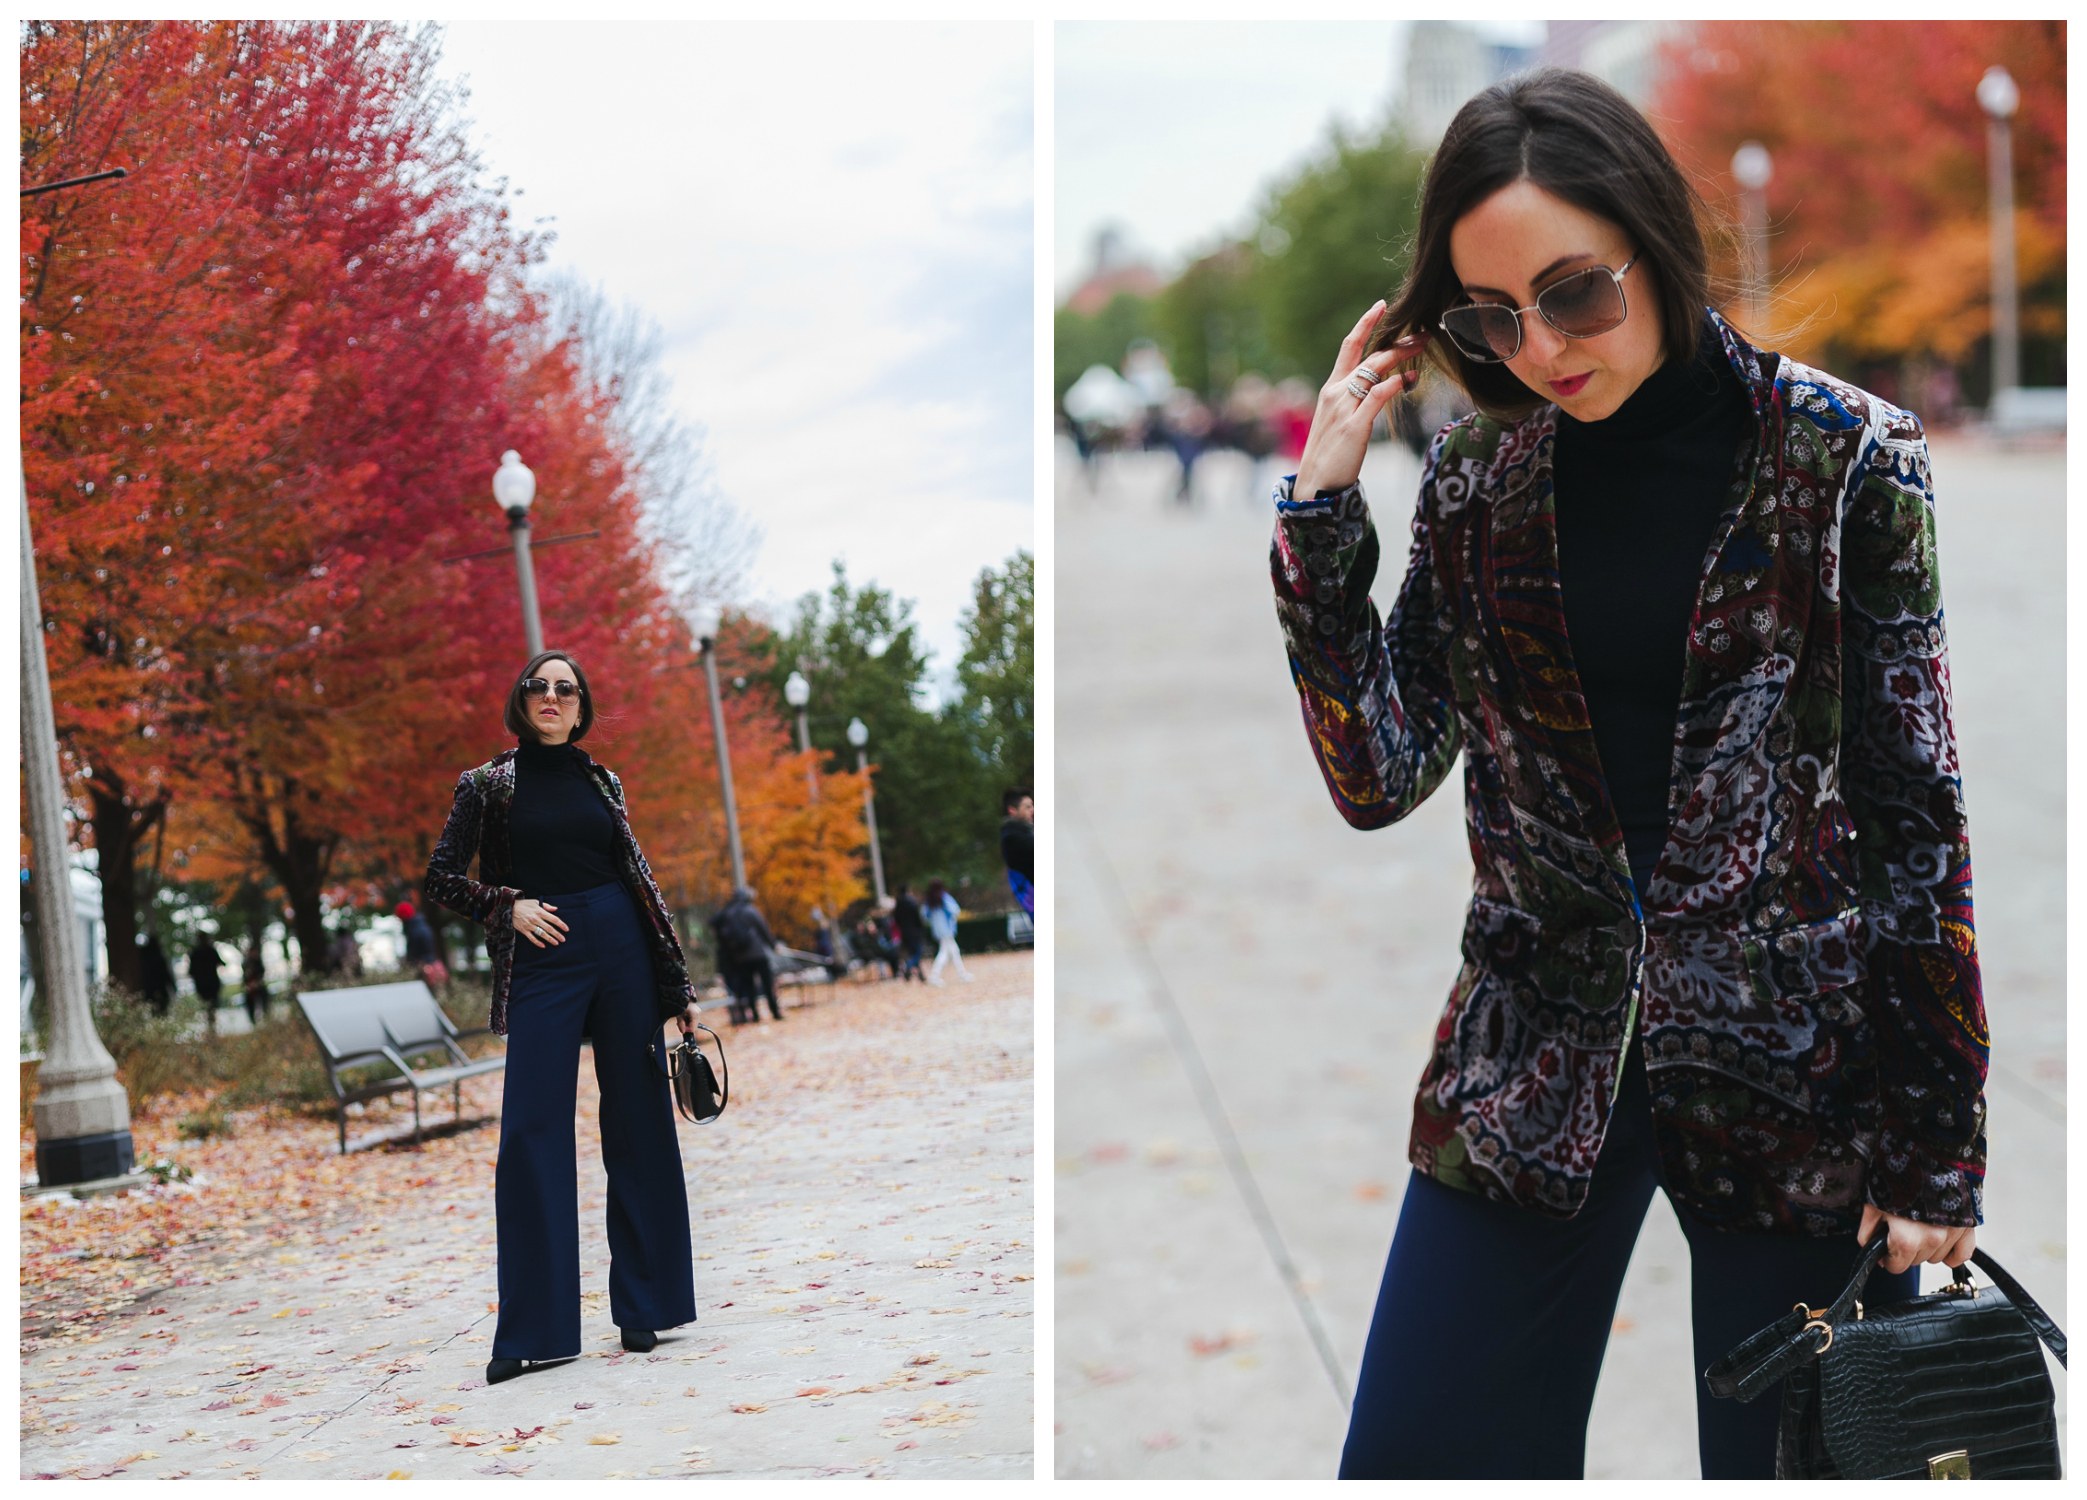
[678,1002,698,1036]
[1859,1204,1975,1275]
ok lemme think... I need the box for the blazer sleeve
[422,771,520,933]
[1838,407,1987,1227]
[1269,443,1464,830]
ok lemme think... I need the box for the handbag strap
[644,1025,729,1120]
[1706,1235,2068,1403]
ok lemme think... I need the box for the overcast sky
[429,22,1032,691]
[1055,21,1542,294]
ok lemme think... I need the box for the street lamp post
[847,717,888,904]
[22,491,135,1187]
[492,451,545,657]
[694,605,747,890]
[1730,141,1773,336]
[784,669,818,801]
[21,165,136,1188]
[1977,65,2020,407]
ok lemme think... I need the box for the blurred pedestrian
[241,936,269,1027]
[397,900,446,990]
[189,931,223,1029]
[423,649,699,1386]
[328,923,364,980]
[1271,69,1988,1482]
[1000,788,1034,917]
[891,885,927,981]
[710,885,783,1023]
[138,934,175,1016]
[922,879,973,986]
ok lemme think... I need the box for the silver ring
[1351,365,1382,386]
[1345,379,1371,401]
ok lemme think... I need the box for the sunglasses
[1438,255,1638,364]
[520,677,581,703]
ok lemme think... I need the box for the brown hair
[504,650,596,744]
[1376,67,1712,422]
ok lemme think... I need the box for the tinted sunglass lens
[1538,268,1625,337]
[1441,305,1519,362]
[521,678,578,702]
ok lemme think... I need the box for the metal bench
[295,980,506,1153]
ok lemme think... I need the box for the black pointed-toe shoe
[620,1327,658,1353]
[486,1358,524,1385]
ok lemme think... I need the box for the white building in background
[1400,21,1688,145]
[1400,22,1540,143]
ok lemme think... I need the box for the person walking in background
[424,649,699,1387]
[710,885,783,1023]
[892,885,927,982]
[999,788,1034,917]
[241,935,270,1027]
[189,930,223,1031]
[138,934,175,1016]
[397,900,446,989]
[1270,69,1990,1480]
[922,879,973,986]
[328,923,363,980]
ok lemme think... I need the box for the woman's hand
[1293,301,1430,501]
[1859,1204,1975,1275]
[512,898,569,948]
[678,1002,698,1037]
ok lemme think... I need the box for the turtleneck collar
[516,735,583,769]
[1558,313,1729,443]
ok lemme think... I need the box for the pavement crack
[1066,791,1354,1409]
[254,1307,493,1471]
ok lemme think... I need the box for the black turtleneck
[1551,317,1755,882]
[509,737,622,899]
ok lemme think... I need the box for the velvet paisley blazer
[1270,311,1985,1237]
[423,745,696,1037]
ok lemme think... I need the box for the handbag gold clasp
[1927,1450,1972,1479]
[1802,1318,1834,1353]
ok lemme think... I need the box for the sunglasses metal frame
[1438,254,1639,364]
[519,676,581,703]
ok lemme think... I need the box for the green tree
[1153,243,1276,398]
[954,551,1033,797]
[1252,123,1430,376]
[1054,291,1157,408]
[762,564,997,898]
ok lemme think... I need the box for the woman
[922,879,973,985]
[424,650,700,1387]
[1269,70,1987,1480]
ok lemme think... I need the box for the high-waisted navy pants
[1339,973,1919,1478]
[492,881,696,1361]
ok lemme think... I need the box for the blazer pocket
[1742,908,1866,1011]
[1460,895,1543,982]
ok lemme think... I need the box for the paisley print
[1271,310,1985,1235]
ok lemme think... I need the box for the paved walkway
[1054,436,2064,1479]
[22,954,1034,1480]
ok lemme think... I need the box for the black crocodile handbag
[1705,1234,2066,1479]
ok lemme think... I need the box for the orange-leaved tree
[1656,20,2065,401]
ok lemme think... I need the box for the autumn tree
[1655,20,2065,403]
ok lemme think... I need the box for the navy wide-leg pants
[492,881,696,1361]
[1338,1025,1921,1479]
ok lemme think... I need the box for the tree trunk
[242,788,339,978]
[84,769,165,997]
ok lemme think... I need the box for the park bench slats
[295,980,505,1153]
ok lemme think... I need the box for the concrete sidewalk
[22,954,1035,1480]
[1054,437,2064,1479]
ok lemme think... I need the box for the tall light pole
[784,669,818,801]
[492,451,545,657]
[694,605,747,890]
[23,492,135,1187]
[1977,65,2021,406]
[21,167,135,1188]
[847,716,888,903]
[1730,141,1773,336]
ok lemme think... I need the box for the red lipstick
[1548,372,1593,398]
